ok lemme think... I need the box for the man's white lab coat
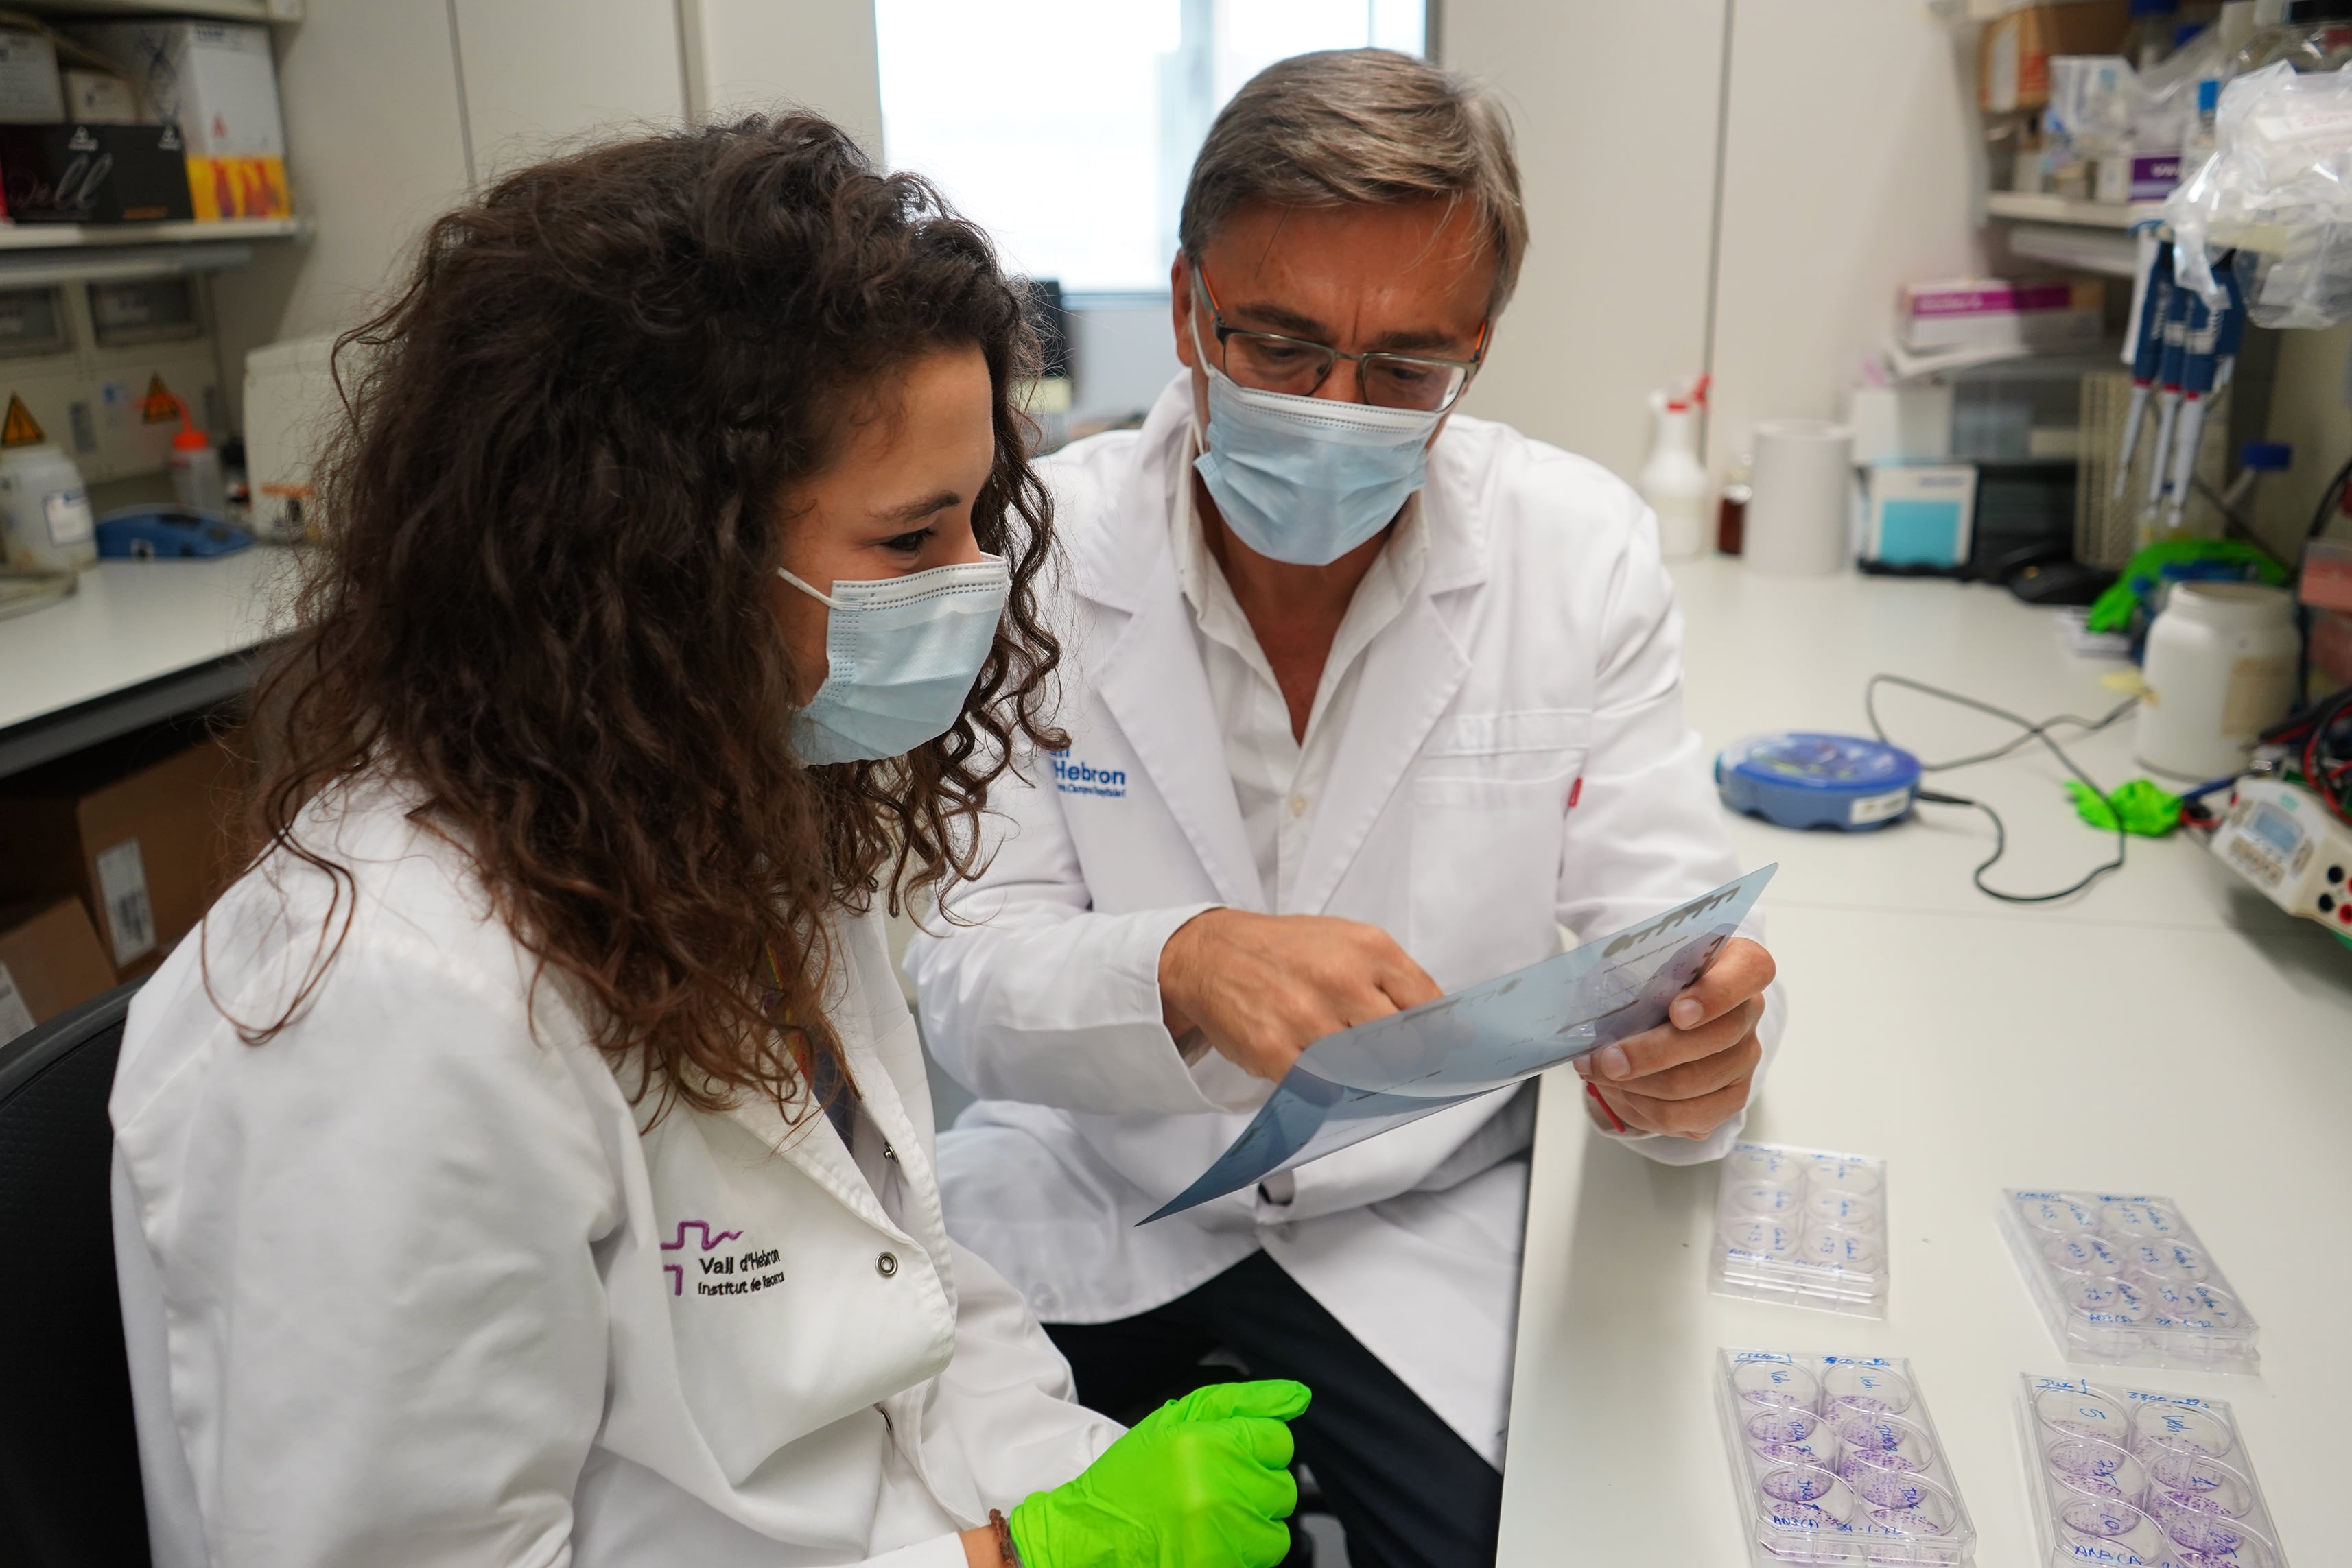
[908,378,1781,1464]
[110,781,1116,1567]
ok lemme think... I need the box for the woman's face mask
[775,556,1010,765]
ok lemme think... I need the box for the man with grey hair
[910,49,1783,1565]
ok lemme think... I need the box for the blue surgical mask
[1192,362,1445,567]
[775,555,1010,765]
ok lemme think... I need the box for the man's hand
[1158,908,1441,1081]
[1575,937,1775,1139]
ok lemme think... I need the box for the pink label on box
[1909,283,2074,317]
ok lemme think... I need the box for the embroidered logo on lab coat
[1048,748,1127,798]
[659,1219,784,1298]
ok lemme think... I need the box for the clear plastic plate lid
[1712,1142,1890,1319]
[1999,1191,2261,1373]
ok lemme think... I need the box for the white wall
[686,0,884,152]
[1444,0,1728,480]
[1704,1,1982,471]
[211,0,885,425]
[1445,0,1983,486]
[451,0,686,180]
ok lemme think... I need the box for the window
[875,0,1428,296]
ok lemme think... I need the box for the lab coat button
[1288,794,1308,816]
[876,1250,899,1279]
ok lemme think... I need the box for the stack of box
[0,731,246,1020]
[1977,1,2130,116]
[0,20,191,224]
[73,21,291,220]
[0,18,293,225]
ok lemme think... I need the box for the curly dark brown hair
[234,113,1062,1118]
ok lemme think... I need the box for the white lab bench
[0,549,292,778]
[1496,558,2351,1566]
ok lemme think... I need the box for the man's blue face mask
[1188,316,1448,567]
[776,555,1009,765]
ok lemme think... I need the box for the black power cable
[1863,674,2141,904]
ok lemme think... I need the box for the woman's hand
[1007,1379,1310,1567]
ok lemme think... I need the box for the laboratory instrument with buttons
[2207,778,2352,934]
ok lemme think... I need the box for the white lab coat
[109,779,1117,1568]
[908,377,1782,1464]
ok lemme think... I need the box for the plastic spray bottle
[1640,375,1711,560]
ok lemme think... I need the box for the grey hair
[1178,49,1528,315]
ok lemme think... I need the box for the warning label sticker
[2,394,44,447]
[141,374,179,425]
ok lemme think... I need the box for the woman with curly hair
[108,115,1304,1568]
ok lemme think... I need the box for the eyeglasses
[1190,264,1487,414]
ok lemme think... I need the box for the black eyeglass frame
[1189,262,1490,414]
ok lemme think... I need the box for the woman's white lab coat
[109,781,1117,1568]
[908,377,1782,1466]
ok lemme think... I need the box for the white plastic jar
[2135,582,2299,781]
[0,444,95,573]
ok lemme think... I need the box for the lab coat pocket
[646,1111,955,1485]
[1407,769,1575,992]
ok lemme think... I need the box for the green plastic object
[2066,777,2185,835]
[1009,1379,1310,1568]
[2085,539,2289,634]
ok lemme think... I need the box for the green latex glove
[2084,539,2288,634]
[2066,777,2184,836]
[1009,1379,1310,1568]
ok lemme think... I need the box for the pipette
[2143,268,2194,527]
[2163,272,2220,536]
[2115,239,2172,499]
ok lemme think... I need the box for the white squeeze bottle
[1640,377,1711,560]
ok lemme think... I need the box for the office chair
[0,982,152,1567]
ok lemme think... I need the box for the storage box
[0,27,64,125]
[1980,2,2130,114]
[62,68,145,127]
[0,733,244,981]
[0,898,114,1043]
[0,123,194,222]
[73,21,289,219]
[1864,465,1978,571]
[1899,277,2106,353]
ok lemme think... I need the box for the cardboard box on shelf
[1980,2,2130,113]
[72,21,289,220]
[0,731,245,982]
[0,122,194,222]
[0,27,64,125]
[0,899,115,1044]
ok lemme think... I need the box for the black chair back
[0,983,152,1567]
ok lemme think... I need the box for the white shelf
[17,0,302,22]
[0,216,309,251]
[1984,191,2163,230]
